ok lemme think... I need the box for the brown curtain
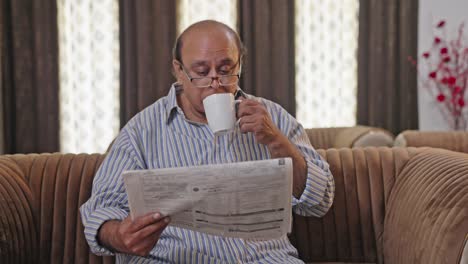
[119,0,177,126]
[1,0,59,154]
[238,0,296,116]
[357,0,419,135]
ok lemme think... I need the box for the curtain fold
[119,0,177,126]
[238,0,296,116]
[1,0,59,154]
[357,0,419,135]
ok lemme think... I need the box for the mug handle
[234,99,242,126]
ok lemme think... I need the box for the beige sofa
[1,147,467,263]
[305,126,394,150]
[394,130,468,153]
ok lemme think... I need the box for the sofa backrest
[0,154,114,264]
[289,147,419,263]
[0,156,37,263]
[1,148,467,264]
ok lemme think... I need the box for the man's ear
[172,60,182,80]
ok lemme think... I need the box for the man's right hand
[98,212,170,257]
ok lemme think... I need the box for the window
[295,0,359,128]
[56,0,358,154]
[57,0,120,153]
[177,0,238,34]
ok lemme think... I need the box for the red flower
[414,21,468,129]
[437,94,446,102]
[447,76,457,85]
[437,20,446,28]
[459,98,466,107]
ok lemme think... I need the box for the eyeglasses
[178,62,241,88]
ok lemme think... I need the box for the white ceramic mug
[203,93,241,135]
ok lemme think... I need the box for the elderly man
[80,20,334,263]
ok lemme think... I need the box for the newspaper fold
[123,158,293,240]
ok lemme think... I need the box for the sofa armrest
[394,130,468,153]
[384,149,468,264]
[305,126,395,149]
[334,126,394,148]
[0,157,38,263]
[305,127,348,149]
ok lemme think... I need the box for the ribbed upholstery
[290,147,420,263]
[384,149,468,264]
[0,157,37,264]
[1,154,114,264]
[394,130,468,153]
[1,149,467,264]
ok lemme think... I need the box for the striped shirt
[80,85,334,264]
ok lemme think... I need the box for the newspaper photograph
[122,158,293,240]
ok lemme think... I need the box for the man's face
[173,29,240,120]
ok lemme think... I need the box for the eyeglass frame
[176,60,242,88]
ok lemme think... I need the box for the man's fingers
[118,214,169,253]
[125,218,169,256]
[237,100,262,118]
[238,115,255,125]
[237,106,255,118]
[240,123,256,133]
[131,232,164,257]
[129,212,164,232]
[134,217,171,240]
[240,99,259,106]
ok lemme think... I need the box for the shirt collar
[165,83,181,123]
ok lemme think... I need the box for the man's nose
[209,77,221,89]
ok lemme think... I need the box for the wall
[418,0,468,130]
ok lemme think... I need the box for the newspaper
[122,158,293,240]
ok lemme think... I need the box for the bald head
[173,20,245,65]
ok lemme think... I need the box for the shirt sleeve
[79,129,144,255]
[271,103,335,217]
[290,127,335,217]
